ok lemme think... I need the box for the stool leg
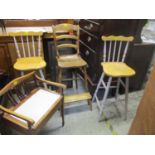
[92,73,105,102]
[74,70,78,90]
[39,69,47,88]
[114,78,121,117]
[58,68,62,83]
[60,98,65,126]
[83,66,88,90]
[83,66,92,110]
[125,77,129,120]
[115,78,120,103]
[88,99,92,111]
[99,77,112,121]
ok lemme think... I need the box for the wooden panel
[0,44,13,76]
[129,64,155,134]
[4,19,70,27]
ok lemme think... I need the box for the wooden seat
[14,57,46,71]
[101,62,135,77]
[57,54,87,68]
[0,72,66,134]
[92,35,135,121]
[52,23,92,110]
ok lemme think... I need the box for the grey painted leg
[114,78,121,117]
[92,73,105,110]
[98,77,112,121]
[125,77,129,120]
[115,78,120,103]
[92,73,104,103]
[74,70,78,90]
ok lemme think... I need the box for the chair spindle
[108,41,112,62]
[112,41,117,62]
[13,36,21,58]
[122,42,129,62]
[26,36,31,57]
[20,36,26,57]
[32,36,36,56]
[117,41,122,62]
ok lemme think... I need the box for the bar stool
[92,36,135,121]
[52,23,92,110]
[9,32,47,88]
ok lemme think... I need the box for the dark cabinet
[0,43,13,78]
[126,43,155,91]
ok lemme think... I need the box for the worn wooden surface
[129,64,155,135]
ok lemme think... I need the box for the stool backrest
[52,23,80,57]
[101,36,134,62]
[9,32,43,58]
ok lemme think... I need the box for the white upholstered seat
[12,89,61,126]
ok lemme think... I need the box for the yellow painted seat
[57,54,87,68]
[101,62,135,77]
[14,57,46,71]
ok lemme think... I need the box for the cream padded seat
[11,89,61,126]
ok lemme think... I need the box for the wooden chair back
[0,72,37,106]
[101,35,134,62]
[9,32,43,58]
[52,23,80,57]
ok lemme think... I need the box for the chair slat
[57,44,78,49]
[53,23,78,32]
[56,35,78,40]
[9,31,43,37]
[102,35,134,42]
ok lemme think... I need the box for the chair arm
[0,105,35,127]
[35,74,66,89]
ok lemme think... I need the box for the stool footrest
[64,92,92,104]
